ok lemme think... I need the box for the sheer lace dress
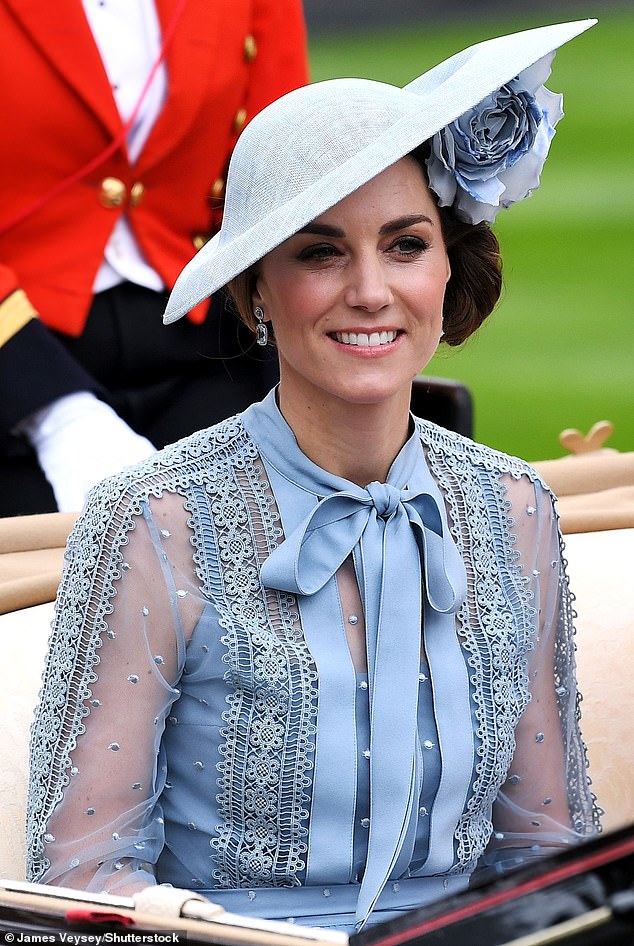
[26,391,600,931]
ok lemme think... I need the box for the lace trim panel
[416,419,600,868]
[185,430,318,889]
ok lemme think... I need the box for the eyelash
[391,236,430,257]
[297,244,339,262]
[297,236,430,262]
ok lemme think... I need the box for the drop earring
[254,306,268,346]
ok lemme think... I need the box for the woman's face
[253,157,451,411]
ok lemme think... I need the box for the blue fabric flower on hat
[426,52,564,224]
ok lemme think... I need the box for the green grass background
[307,8,633,461]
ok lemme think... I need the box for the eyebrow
[296,214,434,239]
[380,214,434,234]
[297,222,345,237]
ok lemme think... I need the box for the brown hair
[226,147,503,347]
[437,207,503,346]
[226,268,260,336]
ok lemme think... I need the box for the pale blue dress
[27,390,600,932]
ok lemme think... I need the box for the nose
[343,253,393,312]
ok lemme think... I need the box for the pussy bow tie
[261,446,467,927]
[261,478,463,612]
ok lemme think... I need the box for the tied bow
[261,480,463,614]
[261,476,466,927]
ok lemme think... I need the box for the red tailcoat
[0,0,309,336]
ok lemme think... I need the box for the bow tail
[355,753,419,929]
[408,508,467,615]
[355,513,423,928]
[261,494,371,595]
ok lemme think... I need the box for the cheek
[430,257,452,304]
[405,268,449,314]
[261,271,305,312]
[273,277,337,329]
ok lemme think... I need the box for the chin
[331,381,411,408]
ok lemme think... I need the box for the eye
[389,236,430,257]
[297,243,341,262]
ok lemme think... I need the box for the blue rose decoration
[426,53,564,224]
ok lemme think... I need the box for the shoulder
[414,415,548,487]
[71,414,256,542]
[413,416,558,522]
[151,412,255,475]
[120,412,251,486]
[414,419,561,566]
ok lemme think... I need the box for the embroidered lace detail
[186,432,318,888]
[27,415,318,886]
[415,418,600,867]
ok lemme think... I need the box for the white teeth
[334,330,397,347]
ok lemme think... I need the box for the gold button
[130,182,145,207]
[192,234,209,251]
[233,108,248,133]
[98,177,127,208]
[210,178,225,200]
[244,34,257,62]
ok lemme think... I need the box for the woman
[27,19,601,934]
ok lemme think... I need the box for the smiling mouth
[332,330,399,347]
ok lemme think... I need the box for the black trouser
[0,283,278,516]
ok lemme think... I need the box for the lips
[333,330,398,347]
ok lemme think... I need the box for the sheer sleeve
[26,484,204,894]
[481,474,601,876]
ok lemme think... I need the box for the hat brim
[164,18,595,324]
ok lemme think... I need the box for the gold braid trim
[0,289,38,348]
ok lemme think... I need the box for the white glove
[20,392,156,511]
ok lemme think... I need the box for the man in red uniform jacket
[0,0,309,515]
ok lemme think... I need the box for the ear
[251,274,267,315]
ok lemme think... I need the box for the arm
[0,271,155,511]
[482,475,600,875]
[26,483,204,893]
[0,268,100,435]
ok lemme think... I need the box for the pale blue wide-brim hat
[164,18,595,324]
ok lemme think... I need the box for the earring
[254,306,268,346]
